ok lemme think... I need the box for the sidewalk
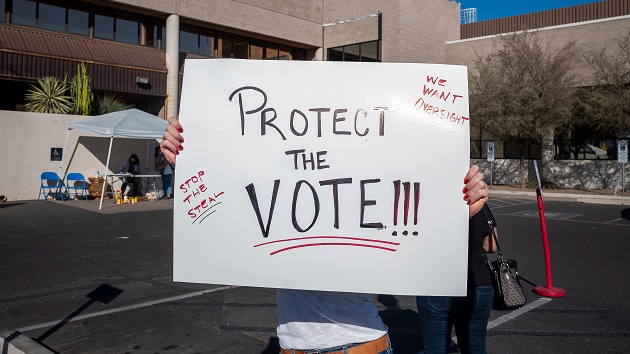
[33,197,174,214]
[489,185,630,205]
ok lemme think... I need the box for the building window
[179,30,214,57]
[115,17,139,44]
[360,41,379,62]
[67,8,88,36]
[250,43,263,60]
[278,49,292,60]
[158,26,166,49]
[233,40,249,59]
[95,15,139,44]
[217,37,231,58]
[265,47,278,60]
[554,139,617,160]
[38,2,65,32]
[94,14,114,40]
[328,40,381,62]
[504,142,541,160]
[199,34,213,57]
[12,0,36,27]
[180,30,198,54]
[469,140,541,160]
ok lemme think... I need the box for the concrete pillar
[314,48,324,61]
[166,14,180,119]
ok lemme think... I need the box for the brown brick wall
[461,0,630,39]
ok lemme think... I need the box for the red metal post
[533,188,566,297]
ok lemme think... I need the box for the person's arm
[483,226,498,253]
[161,116,184,166]
[463,164,489,219]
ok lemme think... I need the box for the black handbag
[482,207,527,310]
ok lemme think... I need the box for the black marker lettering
[292,180,320,232]
[319,178,352,229]
[245,180,281,238]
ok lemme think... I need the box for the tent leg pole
[59,130,70,179]
[99,137,114,210]
[146,139,150,174]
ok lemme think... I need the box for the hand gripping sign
[174,59,470,296]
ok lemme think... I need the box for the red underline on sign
[253,236,400,248]
[269,243,398,255]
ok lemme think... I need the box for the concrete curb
[490,189,630,205]
[0,331,53,354]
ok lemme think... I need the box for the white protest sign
[174,59,470,296]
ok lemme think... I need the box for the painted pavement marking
[18,285,236,332]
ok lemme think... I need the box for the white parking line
[487,297,552,330]
[18,285,236,333]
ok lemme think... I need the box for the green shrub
[24,76,73,114]
[96,94,133,114]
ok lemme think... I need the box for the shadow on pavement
[259,337,281,354]
[378,294,424,354]
[0,202,25,209]
[33,284,123,352]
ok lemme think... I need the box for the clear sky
[458,0,602,21]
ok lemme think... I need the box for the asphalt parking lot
[1,193,629,353]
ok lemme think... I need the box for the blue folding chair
[66,172,89,201]
[38,172,66,201]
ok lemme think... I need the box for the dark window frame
[327,40,382,62]
[554,138,618,160]
[469,140,542,160]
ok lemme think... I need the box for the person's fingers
[164,123,182,146]
[463,164,479,185]
[464,173,485,201]
[160,138,179,165]
[160,116,184,165]
[468,181,489,205]
[168,116,183,133]
[463,164,489,218]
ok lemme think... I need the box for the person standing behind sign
[154,146,173,199]
[416,204,498,354]
[160,117,490,354]
[120,154,141,197]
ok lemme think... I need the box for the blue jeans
[416,286,494,354]
[281,334,393,354]
[161,173,173,196]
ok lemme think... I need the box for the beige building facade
[446,14,630,81]
[1,0,630,200]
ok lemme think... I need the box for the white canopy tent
[59,109,168,209]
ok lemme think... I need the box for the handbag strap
[481,204,504,271]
